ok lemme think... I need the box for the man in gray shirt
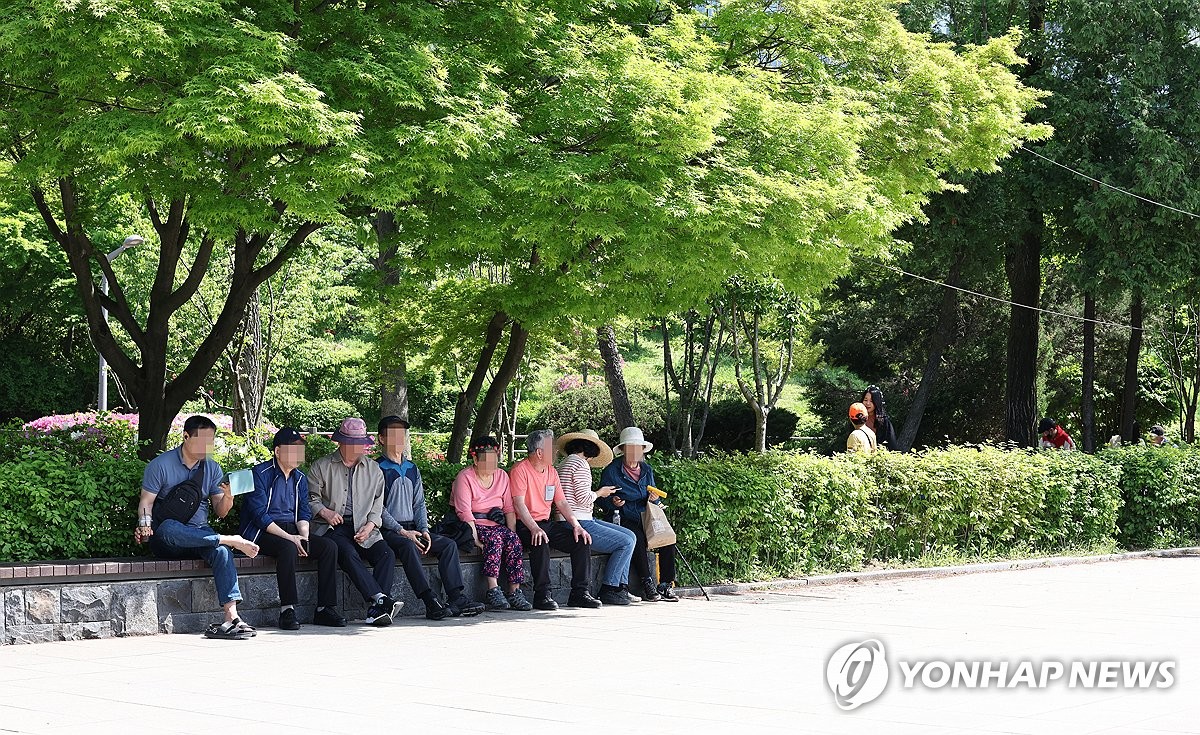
[308,417,402,626]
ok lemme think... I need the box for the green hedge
[0,448,144,561]
[3,437,1200,575]
[657,446,1136,582]
[1103,445,1200,549]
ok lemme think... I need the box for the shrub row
[656,447,1133,581]
[2,428,1198,578]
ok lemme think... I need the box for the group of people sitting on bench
[135,415,679,640]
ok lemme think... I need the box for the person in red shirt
[509,429,599,610]
[1037,417,1076,450]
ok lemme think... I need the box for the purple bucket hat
[331,417,374,446]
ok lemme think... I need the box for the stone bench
[0,548,621,645]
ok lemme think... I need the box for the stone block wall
[2,554,616,644]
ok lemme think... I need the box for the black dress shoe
[533,594,559,611]
[568,591,603,609]
[425,597,451,621]
[278,608,300,630]
[313,607,347,627]
[598,586,631,606]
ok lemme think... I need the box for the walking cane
[673,547,710,601]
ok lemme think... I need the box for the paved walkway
[0,556,1197,734]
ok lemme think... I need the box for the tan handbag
[642,501,677,550]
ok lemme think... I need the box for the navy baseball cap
[272,427,306,448]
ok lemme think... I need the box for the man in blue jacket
[377,416,485,619]
[241,427,345,630]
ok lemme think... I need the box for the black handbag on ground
[151,472,207,526]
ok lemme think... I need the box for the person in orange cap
[846,402,877,454]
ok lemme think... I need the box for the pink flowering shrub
[554,375,585,393]
[19,413,140,462]
[21,412,270,467]
[23,411,236,435]
[22,412,140,433]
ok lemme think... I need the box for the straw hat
[554,429,614,469]
[613,426,653,456]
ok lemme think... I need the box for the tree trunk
[380,356,409,421]
[231,290,266,434]
[472,321,529,443]
[373,211,409,422]
[661,312,724,457]
[659,320,679,455]
[1004,214,1042,446]
[754,406,768,453]
[598,323,635,431]
[1081,292,1096,452]
[446,311,508,463]
[1186,382,1198,444]
[1119,290,1144,442]
[1188,318,1200,444]
[31,182,318,460]
[897,255,964,452]
[136,393,174,463]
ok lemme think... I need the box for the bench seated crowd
[135,415,681,640]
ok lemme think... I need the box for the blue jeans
[150,520,242,607]
[580,519,636,587]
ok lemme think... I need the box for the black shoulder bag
[151,469,208,526]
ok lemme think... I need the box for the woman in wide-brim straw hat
[555,429,638,606]
[596,427,679,602]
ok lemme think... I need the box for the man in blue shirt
[377,416,484,619]
[240,427,346,630]
[135,415,261,640]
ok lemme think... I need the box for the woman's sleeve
[596,463,618,515]
[450,470,473,523]
[644,463,661,504]
[562,459,596,510]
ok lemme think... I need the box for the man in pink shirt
[510,429,600,610]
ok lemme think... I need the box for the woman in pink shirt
[450,436,532,612]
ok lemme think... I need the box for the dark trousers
[621,514,676,585]
[516,520,591,596]
[382,529,466,600]
[255,522,339,608]
[326,522,395,604]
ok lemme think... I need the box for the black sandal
[204,618,256,640]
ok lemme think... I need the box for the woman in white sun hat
[597,426,678,602]
[555,429,638,606]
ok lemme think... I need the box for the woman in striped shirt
[554,429,638,606]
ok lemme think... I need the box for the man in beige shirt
[309,417,402,626]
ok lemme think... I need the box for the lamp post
[98,235,143,412]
